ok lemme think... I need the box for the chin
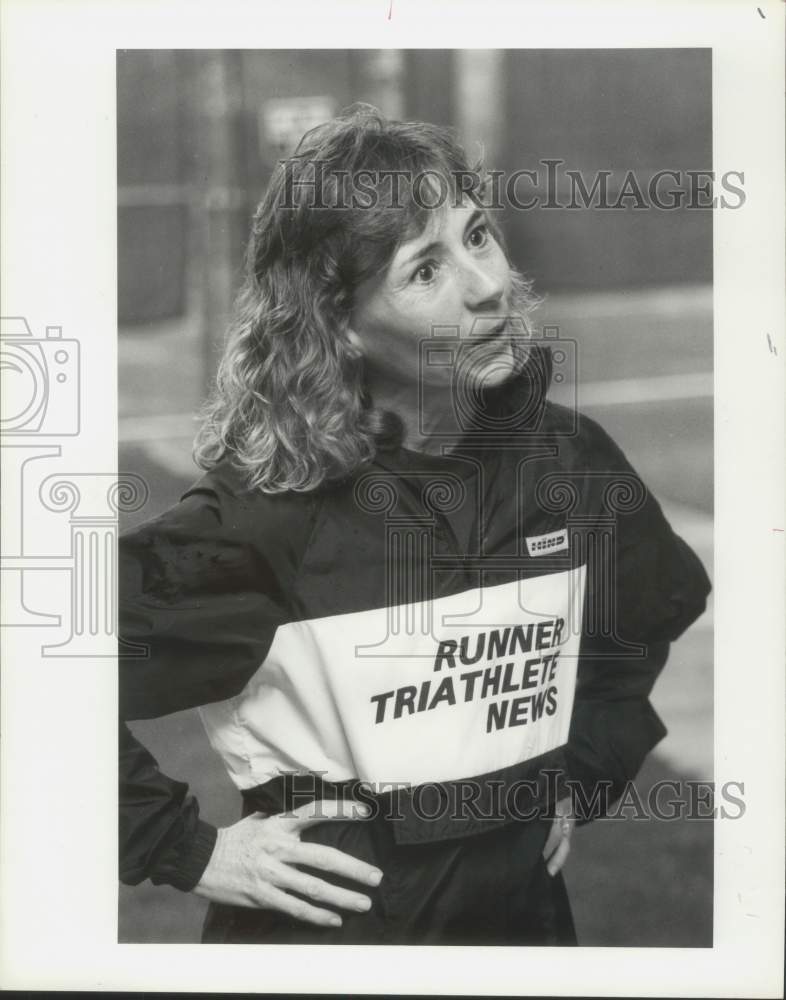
[460,339,524,390]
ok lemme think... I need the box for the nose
[460,256,505,311]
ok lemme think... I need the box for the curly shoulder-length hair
[193,105,535,494]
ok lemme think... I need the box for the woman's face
[349,200,521,391]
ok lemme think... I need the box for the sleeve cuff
[564,699,668,823]
[167,819,218,893]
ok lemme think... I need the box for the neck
[365,373,465,457]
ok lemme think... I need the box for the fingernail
[356,898,372,911]
[329,915,342,927]
[368,869,383,885]
[547,864,556,877]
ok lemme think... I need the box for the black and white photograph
[0,1,783,995]
[117,47,716,948]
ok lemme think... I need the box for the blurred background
[118,49,713,945]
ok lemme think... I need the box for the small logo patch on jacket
[526,529,569,557]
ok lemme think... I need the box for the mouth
[470,318,508,345]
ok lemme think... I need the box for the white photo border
[1,0,784,995]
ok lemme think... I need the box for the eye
[412,261,438,284]
[468,223,489,248]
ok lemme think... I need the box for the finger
[542,817,562,861]
[292,841,383,887]
[546,835,571,876]
[259,883,345,928]
[275,865,373,914]
[279,799,371,832]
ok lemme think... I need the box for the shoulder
[491,353,637,476]
[539,401,637,476]
[121,455,321,584]
[182,455,319,544]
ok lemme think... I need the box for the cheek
[355,305,430,370]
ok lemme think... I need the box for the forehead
[392,198,480,264]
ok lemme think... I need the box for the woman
[119,107,711,945]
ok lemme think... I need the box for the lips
[470,318,508,344]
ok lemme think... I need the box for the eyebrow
[397,208,485,271]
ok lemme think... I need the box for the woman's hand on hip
[193,800,382,927]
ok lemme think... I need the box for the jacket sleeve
[118,482,290,890]
[563,419,711,813]
[119,721,218,890]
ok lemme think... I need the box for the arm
[118,483,286,888]
[119,721,217,890]
[565,636,671,814]
[118,480,382,919]
[563,421,711,817]
[543,636,671,872]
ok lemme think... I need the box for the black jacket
[119,357,710,942]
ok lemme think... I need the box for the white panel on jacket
[199,565,586,789]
